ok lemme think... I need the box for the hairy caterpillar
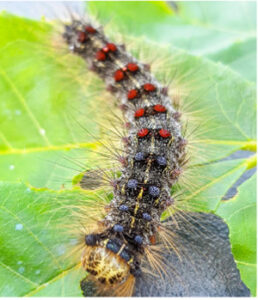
[61,16,188,296]
[0,2,255,297]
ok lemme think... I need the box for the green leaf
[216,174,256,295]
[0,2,256,297]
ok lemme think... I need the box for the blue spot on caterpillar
[113,224,124,233]
[134,235,143,245]
[119,204,129,211]
[156,156,167,166]
[142,212,152,221]
[127,179,138,189]
[135,152,145,161]
[148,185,160,198]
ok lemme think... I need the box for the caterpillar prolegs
[62,17,187,296]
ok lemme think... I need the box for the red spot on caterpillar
[77,31,88,43]
[154,104,166,113]
[96,50,106,61]
[103,43,117,53]
[114,69,124,82]
[159,129,171,138]
[127,89,138,100]
[127,63,139,72]
[85,26,96,34]
[143,83,156,92]
[107,43,117,52]
[137,128,149,138]
[134,108,145,118]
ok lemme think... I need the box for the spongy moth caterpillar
[61,16,188,296]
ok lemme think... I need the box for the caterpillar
[61,16,188,296]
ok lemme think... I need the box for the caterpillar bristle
[112,273,135,297]
[157,225,182,259]
[144,244,168,280]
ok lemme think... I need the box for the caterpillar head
[81,234,136,295]
[82,245,130,286]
